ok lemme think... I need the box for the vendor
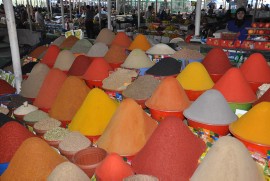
[227,7,251,41]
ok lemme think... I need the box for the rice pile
[102,68,138,91]
[87,42,109,57]
[123,75,160,100]
[95,28,116,45]
[146,43,176,55]
[70,39,93,54]
[33,118,61,132]
[121,49,155,69]
[172,48,204,60]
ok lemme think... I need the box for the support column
[61,0,65,29]
[137,0,140,28]
[107,0,112,29]
[194,0,202,36]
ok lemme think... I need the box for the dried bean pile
[172,48,204,60]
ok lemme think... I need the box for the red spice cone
[213,68,257,103]
[95,153,134,181]
[40,45,61,68]
[202,48,232,74]
[240,53,270,83]
[131,117,206,180]
[111,32,132,49]
[0,79,16,95]
[68,55,93,76]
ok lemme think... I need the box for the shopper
[227,7,251,41]
[85,5,95,39]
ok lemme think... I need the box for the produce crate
[254,41,270,50]
[220,40,236,48]
[206,38,221,46]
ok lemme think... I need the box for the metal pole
[61,0,65,29]
[3,0,22,93]
[107,0,112,29]
[253,0,258,22]
[69,0,72,20]
[123,0,126,14]
[194,0,202,36]
[98,0,101,29]
[137,0,140,28]
[26,0,32,31]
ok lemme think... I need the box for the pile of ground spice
[52,36,66,46]
[145,77,190,111]
[95,153,134,180]
[111,32,132,49]
[40,45,61,68]
[146,57,182,76]
[146,43,176,55]
[0,79,16,95]
[53,50,76,71]
[29,45,48,59]
[102,68,138,91]
[49,76,90,121]
[122,75,160,100]
[1,137,66,180]
[33,68,67,110]
[67,55,92,76]
[70,39,93,54]
[87,42,109,57]
[202,48,232,74]
[0,121,35,163]
[121,49,154,69]
[20,63,50,98]
[83,57,112,81]
[190,136,265,181]
[213,68,257,103]
[230,102,270,145]
[131,117,206,180]
[23,110,49,124]
[176,62,214,91]
[240,53,270,83]
[104,44,127,64]
[95,28,116,45]
[59,35,79,49]
[69,88,118,136]
[97,98,158,156]
[47,162,89,181]
[128,34,151,51]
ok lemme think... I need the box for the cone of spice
[0,121,35,163]
[95,153,134,181]
[128,34,151,51]
[104,44,127,64]
[131,117,206,180]
[253,88,270,106]
[240,53,270,83]
[111,32,132,49]
[49,76,90,122]
[95,28,115,45]
[87,42,109,57]
[52,36,66,46]
[83,57,112,81]
[145,77,190,111]
[59,35,79,49]
[33,68,67,110]
[69,88,118,136]
[121,49,154,69]
[146,43,176,55]
[20,63,50,98]
[53,50,76,72]
[40,45,61,68]
[47,161,89,181]
[202,48,232,75]
[190,136,265,181]
[1,137,66,181]
[70,39,93,54]
[97,98,158,156]
[29,45,48,59]
[0,79,16,95]
[67,55,92,76]
[146,57,182,76]
[230,102,270,146]
[177,62,214,91]
[213,68,256,103]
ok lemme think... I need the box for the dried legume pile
[122,75,160,100]
[172,48,204,60]
[146,57,182,76]
[102,68,138,91]
[44,127,70,141]
[23,110,49,124]
[33,118,61,131]
[59,131,91,152]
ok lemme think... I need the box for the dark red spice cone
[68,55,92,76]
